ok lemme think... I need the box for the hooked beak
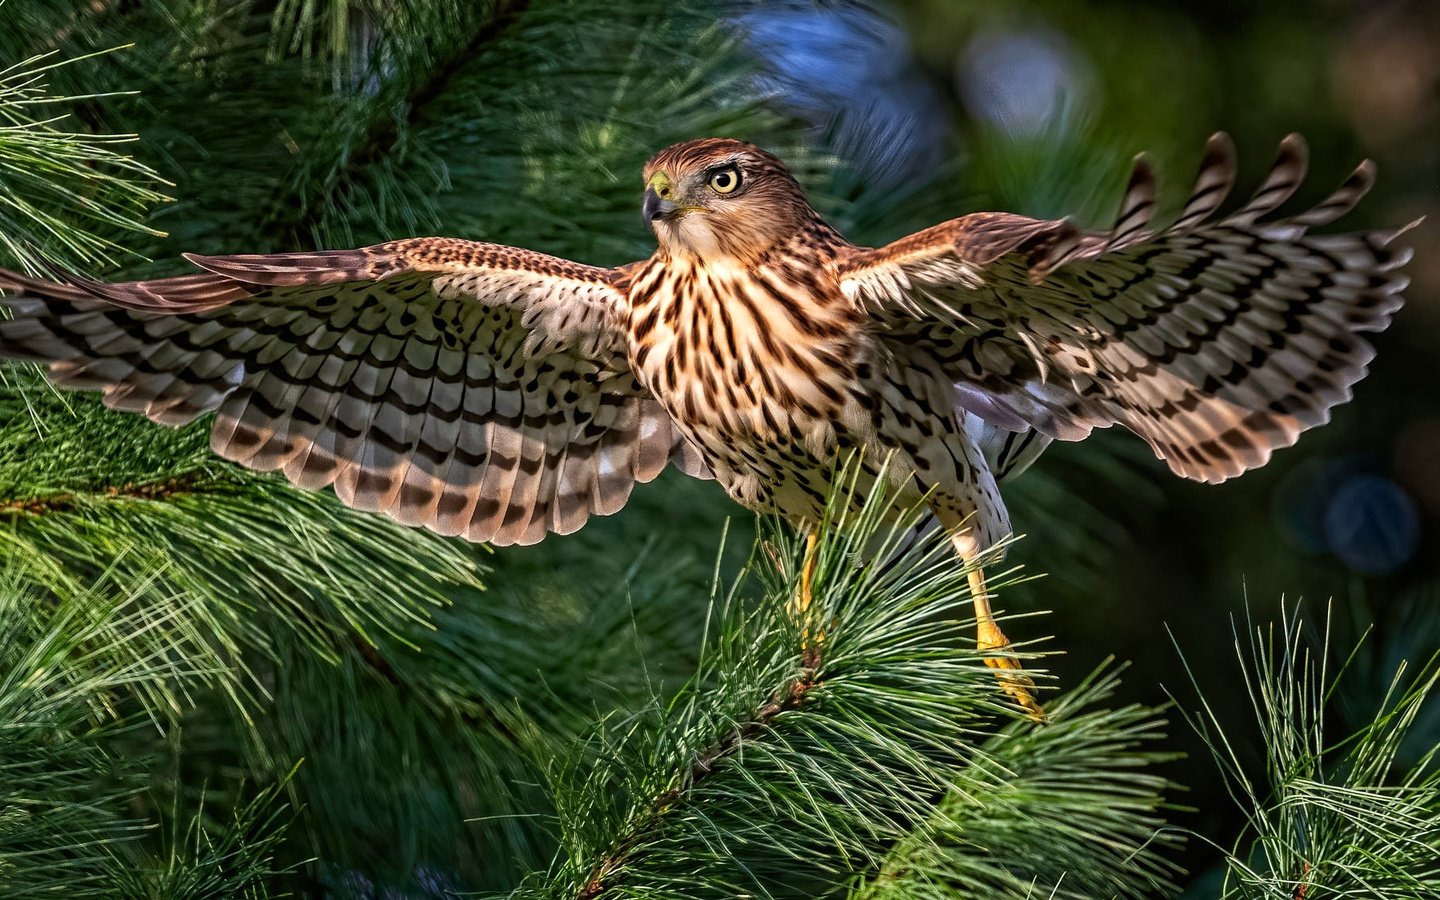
[643,186,678,226]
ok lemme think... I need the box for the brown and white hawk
[0,134,1413,717]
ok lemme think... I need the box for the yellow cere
[646,171,672,198]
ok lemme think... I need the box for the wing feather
[840,134,1414,483]
[0,237,709,544]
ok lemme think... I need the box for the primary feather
[839,133,1412,484]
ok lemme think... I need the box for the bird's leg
[799,530,819,614]
[791,530,820,616]
[790,530,822,651]
[956,533,1045,722]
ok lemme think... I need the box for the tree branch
[577,645,824,899]
[0,472,205,516]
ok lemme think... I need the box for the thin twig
[576,649,823,899]
[0,472,204,515]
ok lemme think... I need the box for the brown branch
[576,646,823,900]
[0,472,205,516]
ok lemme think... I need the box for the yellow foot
[789,531,820,616]
[978,619,1046,722]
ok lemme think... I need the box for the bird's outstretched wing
[839,134,1414,483]
[0,237,709,544]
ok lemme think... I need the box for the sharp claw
[979,633,1047,722]
[990,663,1046,722]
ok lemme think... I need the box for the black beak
[643,187,677,226]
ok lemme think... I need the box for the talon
[983,645,1046,722]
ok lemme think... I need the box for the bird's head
[642,138,817,263]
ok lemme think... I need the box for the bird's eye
[707,166,741,194]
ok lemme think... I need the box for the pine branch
[280,0,529,245]
[1176,605,1440,898]
[509,463,1178,900]
[0,559,225,897]
[102,773,301,900]
[0,45,169,272]
[0,472,204,515]
[576,646,824,899]
[853,662,1181,899]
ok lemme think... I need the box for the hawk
[0,134,1413,717]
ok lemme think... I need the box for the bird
[0,134,1414,718]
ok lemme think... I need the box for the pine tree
[2,2,1436,897]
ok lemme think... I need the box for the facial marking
[641,138,823,263]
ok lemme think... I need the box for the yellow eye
[707,166,741,194]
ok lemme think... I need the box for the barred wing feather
[840,133,1414,483]
[0,238,708,545]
